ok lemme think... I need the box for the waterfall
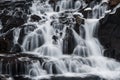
[0,0,120,80]
[19,0,120,79]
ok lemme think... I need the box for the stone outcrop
[98,1,120,61]
[0,29,14,52]
[30,14,41,22]
[63,27,76,54]
[0,0,33,33]
[108,0,120,9]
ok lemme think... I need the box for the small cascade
[92,1,108,18]
[22,27,45,51]
[0,20,2,30]
[73,45,89,57]
[84,19,102,56]
[75,0,81,9]
[29,60,47,77]
[34,44,63,57]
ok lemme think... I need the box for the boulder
[1,16,25,33]
[63,27,76,54]
[30,14,41,22]
[73,14,84,34]
[108,0,120,9]
[0,0,33,33]
[49,0,58,11]
[0,38,11,52]
[0,74,13,80]
[82,8,92,18]
[98,4,120,61]
[50,75,105,80]
[14,76,31,80]
[0,29,14,52]
[11,44,23,52]
[104,48,120,61]
[84,0,94,4]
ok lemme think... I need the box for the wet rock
[98,7,120,48]
[84,0,94,4]
[108,0,120,9]
[14,75,31,80]
[1,16,25,33]
[83,0,101,7]
[11,44,23,52]
[98,4,120,60]
[0,74,13,80]
[63,27,76,54]
[0,38,11,52]
[50,75,105,80]
[82,8,92,18]
[49,0,57,4]
[12,75,105,80]
[0,0,33,33]
[0,7,29,32]
[30,14,41,22]
[0,29,14,52]
[104,48,120,61]
[49,0,59,11]
[73,14,84,34]
[52,35,58,42]
[0,0,33,9]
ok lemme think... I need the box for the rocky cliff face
[0,0,33,52]
[98,0,120,61]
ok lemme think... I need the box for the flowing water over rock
[0,0,120,80]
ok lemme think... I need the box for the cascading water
[2,0,120,80]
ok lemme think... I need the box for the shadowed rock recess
[0,0,120,80]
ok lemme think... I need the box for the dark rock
[108,0,120,9]
[73,15,84,34]
[0,38,10,52]
[0,8,28,33]
[30,14,41,22]
[82,9,92,18]
[49,0,58,11]
[63,27,76,54]
[14,75,31,80]
[84,0,94,4]
[52,35,58,42]
[98,7,120,49]
[0,0,33,33]
[104,48,120,61]
[1,16,25,33]
[0,29,14,52]
[98,5,120,60]
[11,44,23,52]
[49,0,57,4]
[83,0,101,8]
[50,75,105,80]
[0,74,13,80]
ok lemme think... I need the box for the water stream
[2,0,120,80]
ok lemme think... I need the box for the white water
[12,0,120,80]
